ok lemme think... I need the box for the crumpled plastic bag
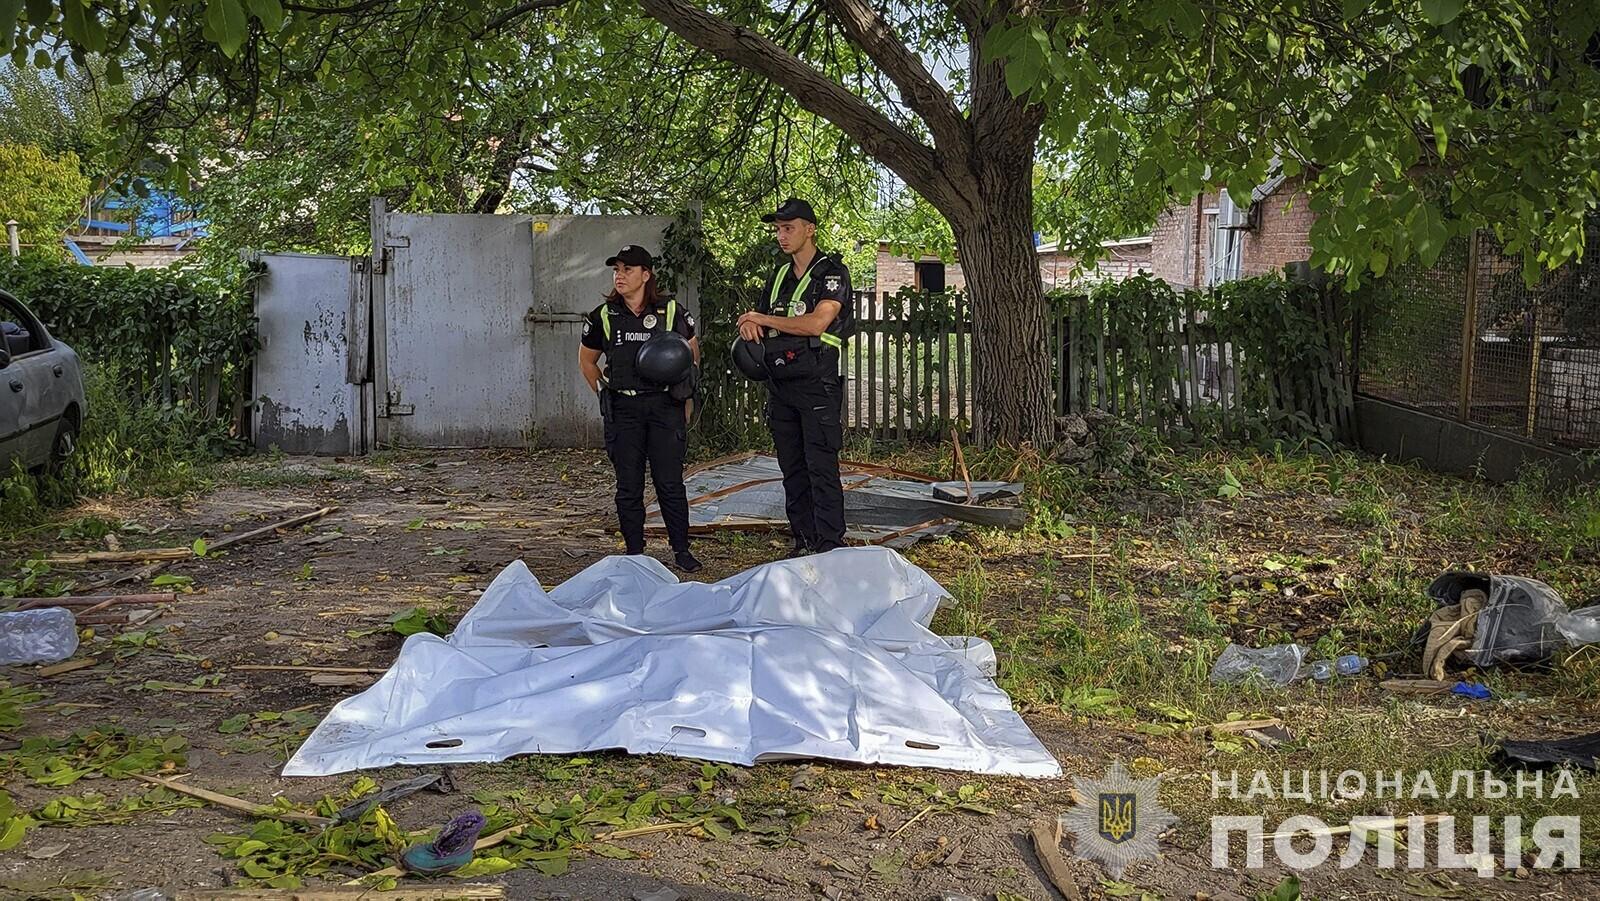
[1209,642,1306,686]
[1424,572,1568,667]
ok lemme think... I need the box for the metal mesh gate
[1359,226,1600,449]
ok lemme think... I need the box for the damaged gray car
[0,288,85,474]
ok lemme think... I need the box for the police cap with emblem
[760,198,817,224]
[605,245,655,268]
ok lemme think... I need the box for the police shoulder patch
[582,321,591,335]
[685,314,695,327]
[824,275,841,292]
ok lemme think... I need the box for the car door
[0,346,24,472]
[0,294,61,469]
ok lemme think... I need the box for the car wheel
[46,414,79,474]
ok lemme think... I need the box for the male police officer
[737,198,853,555]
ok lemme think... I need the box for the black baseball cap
[761,198,817,224]
[605,245,655,267]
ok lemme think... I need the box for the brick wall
[873,246,969,298]
[1148,177,1317,288]
[1242,182,1316,278]
[1150,198,1202,288]
[1039,241,1152,289]
[877,240,1152,296]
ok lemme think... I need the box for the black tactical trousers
[767,373,845,551]
[603,390,690,554]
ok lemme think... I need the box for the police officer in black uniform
[737,198,853,556]
[579,244,702,573]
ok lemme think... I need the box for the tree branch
[634,0,967,217]
[474,0,573,38]
[818,0,971,165]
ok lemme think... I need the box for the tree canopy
[0,141,91,257]
[6,0,1598,441]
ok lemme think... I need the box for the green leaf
[0,791,12,822]
[452,855,519,878]
[1092,128,1122,172]
[1341,0,1368,18]
[0,815,30,850]
[218,714,250,734]
[0,0,24,54]
[530,852,569,876]
[246,0,283,32]
[193,538,209,557]
[1170,2,1205,40]
[152,573,194,588]
[205,0,249,57]
[1420,0,1464,25]
[22,0,46,28]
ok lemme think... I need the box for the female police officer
[578,244,702,573]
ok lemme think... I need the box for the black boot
[786,542,812,559]
[674,550,703,574]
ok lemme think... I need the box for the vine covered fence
[694,272,1357,447]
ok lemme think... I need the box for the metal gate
[369,201,693,449]
[254,202,693,453]
[252,252,367,455]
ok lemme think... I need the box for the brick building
[873,235,1153,297]
[872,174,1316,296]
[1148,175,1316,288]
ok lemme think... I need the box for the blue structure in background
[64,178,209,265]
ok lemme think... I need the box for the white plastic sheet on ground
[284,548,1059,778]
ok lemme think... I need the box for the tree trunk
[954,155,1052,448]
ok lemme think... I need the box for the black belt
[607,386,668,397]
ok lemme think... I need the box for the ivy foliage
[1048,271,1358,445]
[0,254,259,408]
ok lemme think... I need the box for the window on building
[1206,192,1247,286]
[915,260,946,293]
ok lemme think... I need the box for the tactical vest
[761,260,850,380]
[598,299,678,392]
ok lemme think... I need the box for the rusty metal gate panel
[526,215,695,448]
[380,212,537,447]
[252,253,361,455]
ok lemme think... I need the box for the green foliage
[0,788,35,851]
[0,58,126,179]
[33,786,203,827]
[987,0,1600,285]
[386,605,451,638]
[0,142,89,256]
[0,727,187,787]
[0,254,259,408]
[0,680,47,729]
[207,796,408,889]
[1049,271,1355,446]
[0,557,71,599]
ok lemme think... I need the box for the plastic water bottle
[0,607,80,665]
[1310,654,1369,681]
[1335,654,1369,676]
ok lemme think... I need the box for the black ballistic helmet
[636,331,693,384]
[731,337,769,381]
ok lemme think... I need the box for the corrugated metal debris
[645,454,1024,548]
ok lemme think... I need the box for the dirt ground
[2,448,1598,900]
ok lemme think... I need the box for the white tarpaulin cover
[283,548,1060,778]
